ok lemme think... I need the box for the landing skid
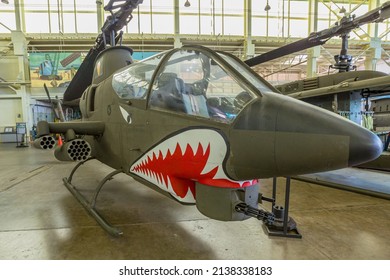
[63,158,123,236]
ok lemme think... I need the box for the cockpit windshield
[148,48,259,123]
[217,52,274,94]
[112,46,265,123]
[112,51,168,99]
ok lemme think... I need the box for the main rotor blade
[63,48,100,102]
[245,1,390,67]
[245,38,327,67]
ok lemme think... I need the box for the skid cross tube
[63,158,123,236]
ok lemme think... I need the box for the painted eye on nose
[119,106,132,124]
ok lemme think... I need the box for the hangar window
[148,48,257,123]
[112,52,167,99]
[0,11,16,33]
[125,0,174,34]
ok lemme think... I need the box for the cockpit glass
[112,51,168,99]
[217,52,274,94]
[148,48,257,123]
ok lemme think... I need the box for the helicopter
[33,0,383,236]
[244,1,390,172]
[244,1,390,122]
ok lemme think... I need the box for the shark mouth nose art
[130,128,257,203]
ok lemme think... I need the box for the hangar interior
[0,0,390,259]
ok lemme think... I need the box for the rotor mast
[63,0,143,102]
[96,0,144,50]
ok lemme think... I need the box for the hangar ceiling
[1,0,390,85]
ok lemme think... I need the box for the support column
[96,0,105,31]
[306,46,321,78]
[174,0,182,48]
[244,0,255,60]
[11,30,31,139]
[365,38,382,71]
[365,0,381,71]
[306,0,319,78]
[14,0,26,32]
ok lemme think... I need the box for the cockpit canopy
[112,45,274,123]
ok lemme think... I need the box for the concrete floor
[1,143,390,260]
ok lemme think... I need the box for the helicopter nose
[228,93,383,180]
[347,122,383,166]
[273,94,383,168]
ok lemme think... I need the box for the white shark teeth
[130,129,257,202]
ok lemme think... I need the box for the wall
[0,63,24,133]
[0,57,20,81]
[0,98,22,132]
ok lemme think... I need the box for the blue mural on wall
[29,51,158,88]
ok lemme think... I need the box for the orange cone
[58,135,63,147]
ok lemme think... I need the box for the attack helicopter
[245,2,390,172]
[34,0,383,236]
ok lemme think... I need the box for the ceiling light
[340,6,346,14]
[184,0,191,8]
[264,1,271,11]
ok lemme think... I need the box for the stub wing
[39,121,105,136]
